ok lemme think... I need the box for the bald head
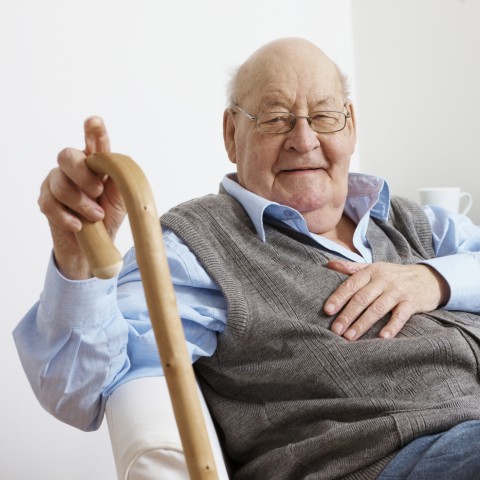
[227,38,350,108]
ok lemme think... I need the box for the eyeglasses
[233,103,351,135]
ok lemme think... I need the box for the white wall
[1,1,355,478]
[352,0,480,223]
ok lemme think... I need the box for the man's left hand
[324,260,450,340]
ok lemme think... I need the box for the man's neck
[306,212,359,254]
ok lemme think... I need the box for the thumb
[326,259,367,275]
[84,116,111,155]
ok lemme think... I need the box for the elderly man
[14,38,480,479]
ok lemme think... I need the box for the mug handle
[459,191,473,215]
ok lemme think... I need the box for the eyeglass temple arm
[75,152,219,480]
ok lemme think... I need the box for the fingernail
[325,303,336,314]
[331,323,344,335]
[92,206,104,220]
[71,218,82,232]
[380,330,391,339]
[92,182,104,197]
[344,329,356,341]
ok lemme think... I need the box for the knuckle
[37,198,47,215]
[342,278,361,294]
[57,147,73,165]
[386,312,411,334]
[370,300,387,316]
[38,190,58,217]
[354,319,372,334]
[37,196,48,214]
[38,177,54,214]
[77,198,94,214]
[404,292,416,303]
[337,312,353,324]
[391,309,410,324]
[49,175,69,199]
[57,147,83,168]
[351,291,370,308]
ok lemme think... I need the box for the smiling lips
[281,167,322,174]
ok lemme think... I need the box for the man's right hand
[38,116,126,279]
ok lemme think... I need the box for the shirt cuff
[39,253,120,328]
[421,253,480,312]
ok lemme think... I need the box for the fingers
[325,263,372,316]
[39,166,105,231]
[40,116,124,234]
[38,173,83,232]
[379,307,412,339]
[333,293,411,341]
[325,262,409,340]
[38,145,107,233]
[325,263,447,341]
[36,116,114,280]
[84,116,111,155]
[327,259,368,276]
[57,148,104,199]
[328,268,387,339]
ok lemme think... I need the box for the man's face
[224,41,356,233]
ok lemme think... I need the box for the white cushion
[105,376,229,480]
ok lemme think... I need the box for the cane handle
[75,220,123,279]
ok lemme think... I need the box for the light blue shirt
[13,173,480,431]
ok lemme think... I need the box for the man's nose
[284,117,319,152]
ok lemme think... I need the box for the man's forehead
[241,78,341,111]
[259,93,337,109]
[235,39,344,109]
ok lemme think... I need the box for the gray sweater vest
[161,192,480,480]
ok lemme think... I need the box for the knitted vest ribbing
[161,193,480,480]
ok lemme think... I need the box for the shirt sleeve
[12,228,227,431]
[421,205,480,312]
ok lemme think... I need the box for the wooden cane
[75,152,218,480]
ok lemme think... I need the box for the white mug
[418,187,473,215]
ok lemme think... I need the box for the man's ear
[223,109,237,164]
[345,102,357,154]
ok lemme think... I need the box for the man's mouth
[281,167,321,173]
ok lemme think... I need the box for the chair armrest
[105,376,229,480]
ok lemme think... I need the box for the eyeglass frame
[232,102,351,135]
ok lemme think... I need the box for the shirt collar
[221,172,390,242]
